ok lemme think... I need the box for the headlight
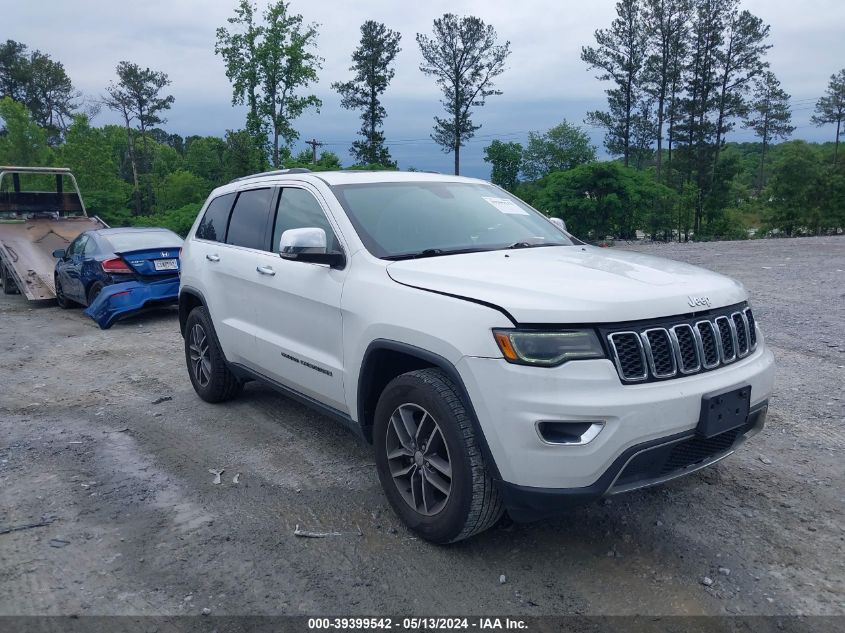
[493,329,605,367]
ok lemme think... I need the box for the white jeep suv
[179,169,775,543]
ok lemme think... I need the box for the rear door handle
[206,254,220,262]
[256,265,275,276]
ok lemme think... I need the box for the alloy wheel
[189,323,211,387]
[385,403,452,516]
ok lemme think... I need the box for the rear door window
[226,188,274,250]
[195,193,235,242]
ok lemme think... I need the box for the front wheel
[373,368,504,544]
[184,306,242,403]
[55,276,74,309]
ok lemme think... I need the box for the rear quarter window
[195,193,236,242]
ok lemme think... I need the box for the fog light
[536,420,605,445]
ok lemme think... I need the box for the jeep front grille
[605,306,757,383]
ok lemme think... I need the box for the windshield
[104,230,183,252]
[331,181,572,259]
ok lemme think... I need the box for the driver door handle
[206,254,220,262]
[256,265,275,276]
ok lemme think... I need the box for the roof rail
[229,167,311,183]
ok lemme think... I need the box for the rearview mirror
[52,249,66,259]
[279,227,345,268]
[549,217,567,233]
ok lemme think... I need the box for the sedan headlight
[493,329,605,367]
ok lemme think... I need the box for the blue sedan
[53,227,183,328]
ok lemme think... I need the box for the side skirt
[229,362,365,442]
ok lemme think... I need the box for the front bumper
[84,278,179,329]
[498,401,767,522]
[457,342,775,513]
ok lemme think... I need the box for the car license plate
[697,385,751,438]
[153,258,178,271]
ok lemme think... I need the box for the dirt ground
[0,236,843,617]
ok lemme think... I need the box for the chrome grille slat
[732,311,750,357]
[607,331,648,382]
[641,328,677,378]
[743,307,757,350]
[715,316,737,363]
[695,320,721,369]
[670,324,700,374]
[607,307,758,383]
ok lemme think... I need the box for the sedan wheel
[55,277,72,309]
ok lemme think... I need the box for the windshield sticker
[482,196,530,215]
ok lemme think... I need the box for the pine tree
[417,14,511,175]
[642,0,692,180]
[332,21,401,166]
[811,69,845,166]
[742,71,793,192]
[583,0,649,168]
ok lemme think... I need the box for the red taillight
[101,257,132,274]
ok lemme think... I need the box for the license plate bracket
[698,385,751,438]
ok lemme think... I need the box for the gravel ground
[0,236,843,617]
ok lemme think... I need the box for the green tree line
[484,0,845,240]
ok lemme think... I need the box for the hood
[386,245,746,324]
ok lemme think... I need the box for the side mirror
[279,227,345,268]
[549,217,567,233]
[52,249,66,259]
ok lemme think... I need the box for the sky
[4,0,845,178]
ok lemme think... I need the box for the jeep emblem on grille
[688,295,711,308]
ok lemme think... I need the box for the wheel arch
[179,286,207,336]
[357,339,501,480]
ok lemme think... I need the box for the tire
[2,263,19,295]
[373,368,504,544]
[184,306,242,403]
[55,276,74,309]
[86,281,105,306]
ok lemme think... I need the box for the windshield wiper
[504,241,562,250]
[383,247,487,261]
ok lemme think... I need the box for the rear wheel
[184,306,242,403]
[373,368,504,544]
[86,281,105,306]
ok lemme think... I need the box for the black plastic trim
[358,339,503,480]
[178,285,208,337]
[499,400,768,523]
[229,363,364,441]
